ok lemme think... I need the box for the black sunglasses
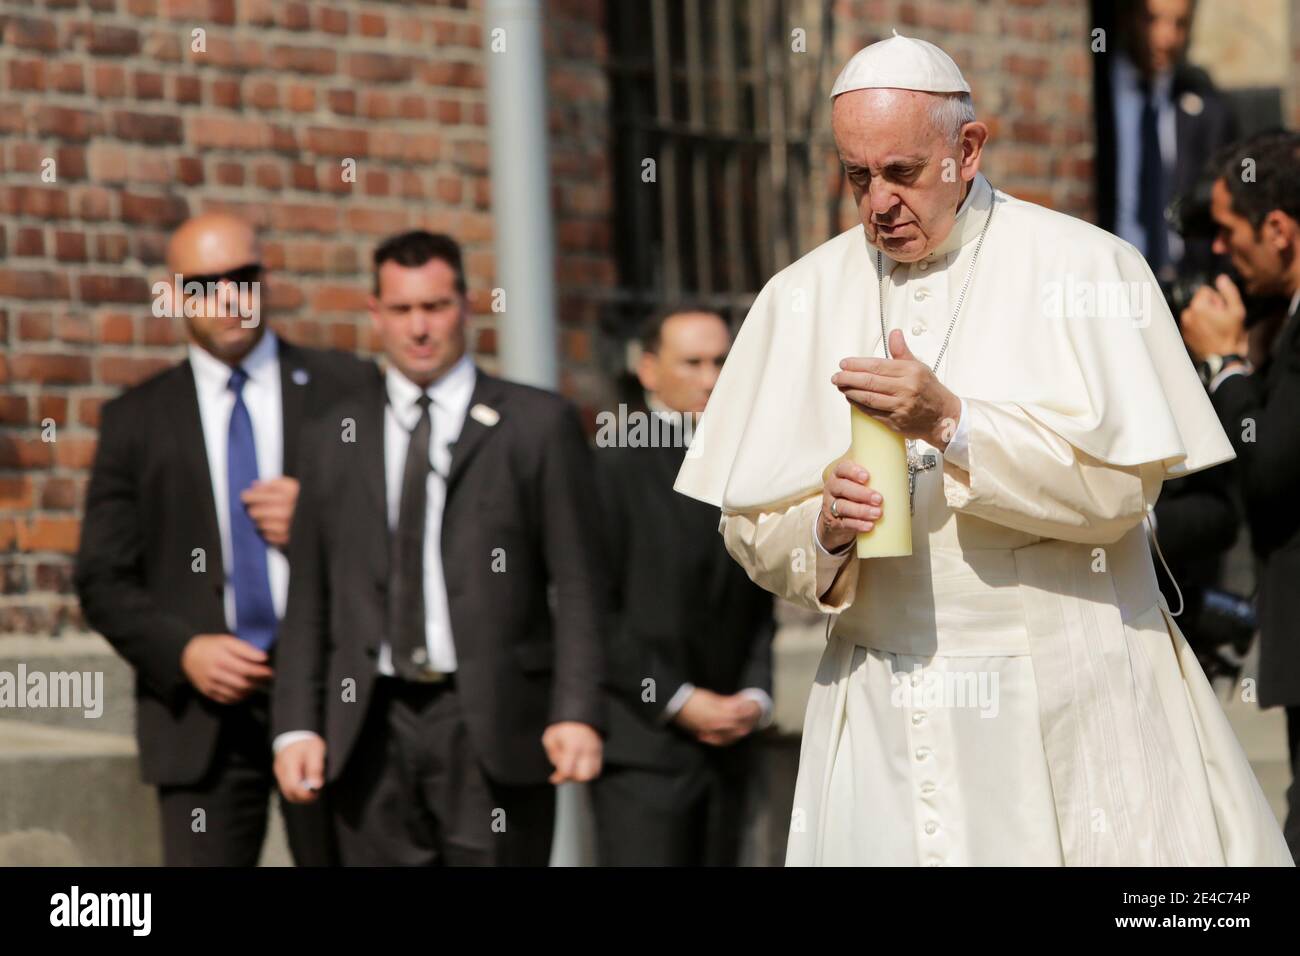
[180,263,264,287]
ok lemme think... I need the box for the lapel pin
[1179,91,1203,116]
[292,368,310,385]
[470,403,499,427]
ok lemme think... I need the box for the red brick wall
[0,0,614,635]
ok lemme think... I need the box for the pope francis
[674,33,1294,866]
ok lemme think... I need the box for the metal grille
[605,0,838,331]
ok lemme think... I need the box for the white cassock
[675,172,1294,866]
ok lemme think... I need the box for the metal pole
[484,0,560,389]
[483,0,591,866]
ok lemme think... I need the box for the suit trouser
[330,676,556,866]
[1285,705,1300,863]
[156,694,338,866]
[592,754,755,866]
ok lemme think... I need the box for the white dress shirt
[377,354,477,676]
[188,331,288,630]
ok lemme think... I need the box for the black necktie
[1138,78,1168,276]
[390,393,432,680]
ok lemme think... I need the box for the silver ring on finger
[830,497,840,519]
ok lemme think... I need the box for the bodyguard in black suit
[273,231,604,866]
[75,213,371,865]
[1180,132,1300,862]
[592,308,775,866]
[1094,0,1237,282]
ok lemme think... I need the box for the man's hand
[832,330,962,448]
[673,689,763,746]
[241,476,300,549]
[818,458,881,554]
[180,634,273,704]
[542,721,603,784]
[1180,274,1249,362]
[274,736,326,804]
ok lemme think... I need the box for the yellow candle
[850,406,912,558]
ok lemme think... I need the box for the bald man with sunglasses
[76,213,376,865]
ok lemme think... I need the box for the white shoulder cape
[675,175,1235,513]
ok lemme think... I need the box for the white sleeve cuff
[737,688,775,729]
[812,511,854,596]
[272,730,324,755]
[1208,366,1249,394]
[942,397,971,470]
[660,683,696,723]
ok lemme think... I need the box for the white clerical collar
[188,329,279,395]
[920,171,994,262]
[385,352,476,424]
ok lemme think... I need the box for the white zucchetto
[830,30,971,97]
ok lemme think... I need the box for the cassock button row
[924,821,939,835]
[911,324,925,336]
[915,747,931,761]
[918,260,930,271]
[920,782,937,796]
[912,711,927,726]
[926,859,944,866]
[913,289,930,302]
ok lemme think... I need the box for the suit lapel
[278,340,309,476]
[445,370,508,494]
[166,362,224,594]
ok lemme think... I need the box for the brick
[278,1,311,30]
[97,313,135,344]
[77,273,150,304]
[37,395,69,425]
[94,233,129,263]
[18,311,52,340]
[133,70,165,100]
[268,202,339,234]
[56,313,94,344]
[35,106,98,141]
[0,438,53,469]
[10,353,92,385]
[348,53,411,84]
[305,126,368,158]
[40,477,80,511]
[247,79,280,110]
[0,397,29,425]
[8,59,45,91]
[120,191,189,226]
[311,285,369,312]
[286,84,317,112]
[16,517,81,554]
[55,437,98,470]
[55,145,88,181]
[317,6,349,35]
[94,64,127,98]
[113,110,184,144]
[14,228,45,257]
[0,270,69,299]
[357,12,387,37]
[211,78,242,110]
[269,45,338,76]
[5,17,59,53]
[173,73,202,104]
[88,24,143,56]
[74,187,116,221]
[175,155,204,186]
[96,355,173,386]
[55,231,88,262]
[0,477,34,510]
[49,62,85,94]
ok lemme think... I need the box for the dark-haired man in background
[592,307,775,866]
[273,230,604,865]
[1095,0,1237,284]
[1181,131,1300,861]
[76,212,370,865]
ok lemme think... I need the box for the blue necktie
[1138,79,1168,276]
[227,366,277,650]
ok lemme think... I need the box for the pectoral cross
[905,439,938,515]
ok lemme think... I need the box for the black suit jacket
[1211,306,1300,707]
[594,433,774,773]
[1094,59,1237,275]
[272,368,605,786]
[74,339,378,786]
